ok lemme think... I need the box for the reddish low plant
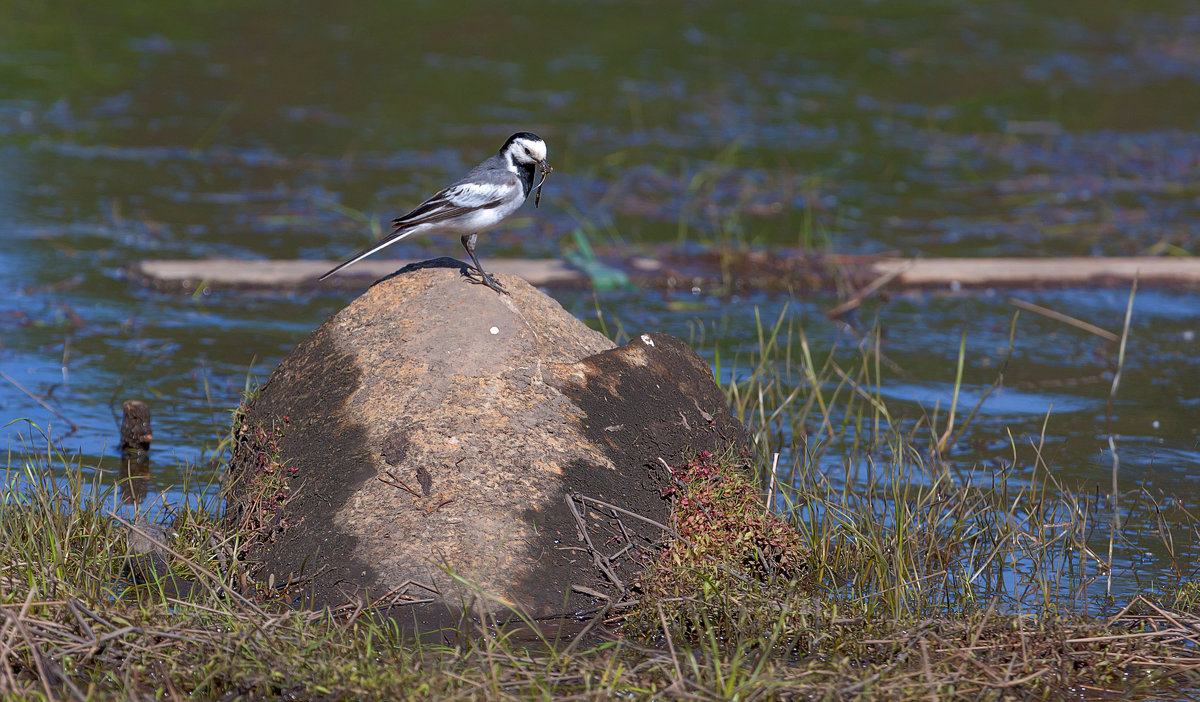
[660,449,808,581]
[224,405,295,556]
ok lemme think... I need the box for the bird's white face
[507,137,548,166]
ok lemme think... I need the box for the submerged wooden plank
[870,257,1200,287]
[134,258,587,291]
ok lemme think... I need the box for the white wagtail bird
[320,132,552,294]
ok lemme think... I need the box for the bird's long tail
[318,227,417,280]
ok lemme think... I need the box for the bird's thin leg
[460,233,507,294]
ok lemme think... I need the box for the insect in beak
[535,160,552,208]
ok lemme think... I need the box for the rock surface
[226,258,747,622]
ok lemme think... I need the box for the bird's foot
[465,268,509,295]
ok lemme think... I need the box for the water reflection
[879,381,1101,417]
[119,452,150,504]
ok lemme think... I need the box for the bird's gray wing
[391,171,518,228]
[319,171,518,280]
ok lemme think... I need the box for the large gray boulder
[226,258,747,623]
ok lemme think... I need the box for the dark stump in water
[119,400,153,504]
[225,258,747,627]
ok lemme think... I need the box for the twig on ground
[378,471,421,498]
[565,494,626,593]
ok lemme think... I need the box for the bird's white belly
[429,198,525,237]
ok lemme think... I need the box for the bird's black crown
[501,132,544,151]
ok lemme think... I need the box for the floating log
[131,255,1200,293]
[872,257,1200,288]
[133,258,587,292]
